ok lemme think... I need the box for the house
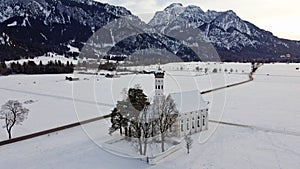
[153,68,208,138]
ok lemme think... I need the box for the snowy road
[210,120,300,137]
[0,87,114,107]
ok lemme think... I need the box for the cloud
[97,0,300,40]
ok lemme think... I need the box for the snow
[7,21,17,27]
[40,33,47,40]
[0,62,250,139]
[148,3,276,51]
[21,14,30,27]
[67,44,80,53]
[169,90,207,114]
[0,120,147,169]
[0,36,4,44]
[214,63,300,132]
[5,53,78,65]
[0,63,299,168]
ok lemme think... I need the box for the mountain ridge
[148,3,300,61]
[0,1,299,62]
[0,0,132,61]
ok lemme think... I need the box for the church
[153,68,209,137]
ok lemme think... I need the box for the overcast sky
[98,0,300,40]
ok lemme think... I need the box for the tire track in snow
[0,87,114,107]
[209,120,300,137]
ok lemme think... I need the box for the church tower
[154,62,164,97]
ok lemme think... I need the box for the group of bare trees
[0,100,29,139]
[151,95,178,152]
[109,87,178,155]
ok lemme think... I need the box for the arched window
[197,116,200,127]
[187,118,190,130]
[203,115,206,127]
[192,117,195,129]
[181,120,184,132]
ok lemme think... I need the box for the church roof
[169,90,208,114]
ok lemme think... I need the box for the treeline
[0,62,10,75]
[0,60,74,75]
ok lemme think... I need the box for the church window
[187,118,190,130]
[192,117,195,129]
[181,120,184,132]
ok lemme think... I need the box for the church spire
[158,59,161,71]
[154,59,164,97]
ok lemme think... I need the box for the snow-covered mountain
[0,0,131,61]
[149,3,300,61]
[0,0,196,63]
[1,1,300,62]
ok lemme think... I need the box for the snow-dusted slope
[1,1,300,62]
[0,0,132,61]
[0,0,130,27]
[149,3,300,61]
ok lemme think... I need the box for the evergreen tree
[109,108,126,135]
[109,87,149,137]
[0,61,10,75]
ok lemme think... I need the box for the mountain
[1,1,299,62]
[0,0,198,63]
[149,3,300,62]
[0,0,131,61]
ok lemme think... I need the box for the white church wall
[176,109,208,137]
[201,109,209,130]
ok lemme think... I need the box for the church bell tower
[154,61,164,97]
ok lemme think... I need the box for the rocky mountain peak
[149,3,300,61]
[164,3,183,10]
[0,1,299,62]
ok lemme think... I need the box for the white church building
[153,68,209,137]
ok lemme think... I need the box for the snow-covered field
[0,62,300,169]
[0,62,250,139]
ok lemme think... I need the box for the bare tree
[184,134,193,154]
[0,100,29,139]
[129,104,151,156]
[152,95,178,152]
[204,68,209,74]
[138,104,152,155]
